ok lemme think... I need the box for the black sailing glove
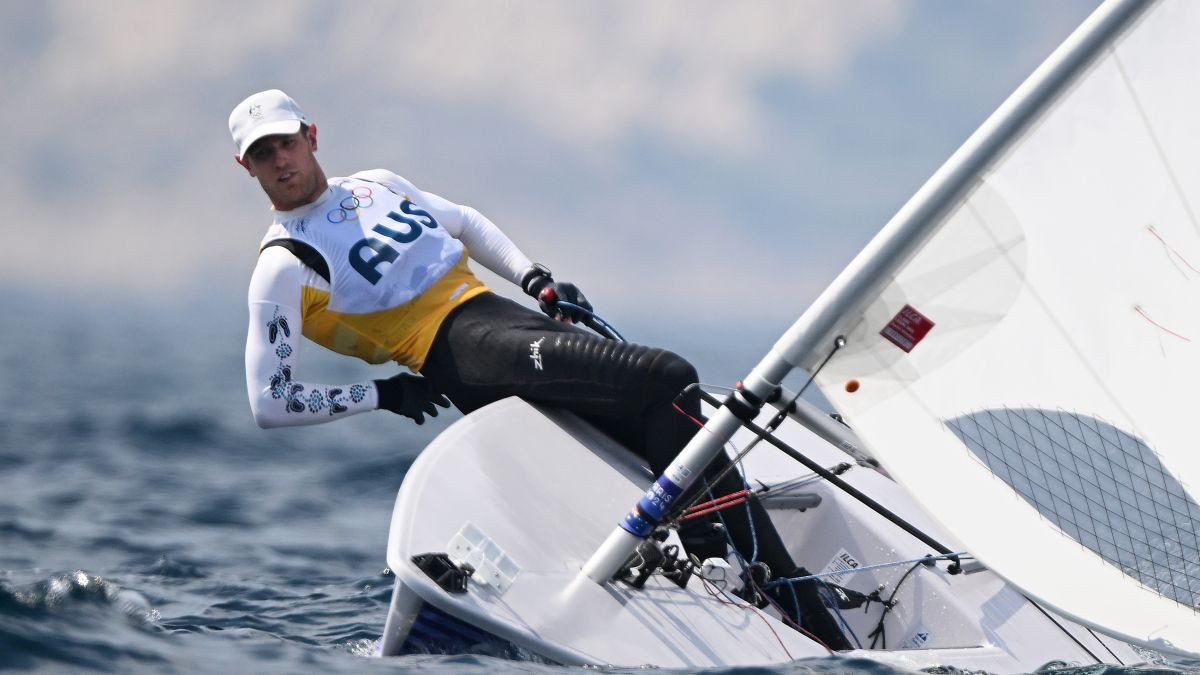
[373,373,451,424]
[520,263,594,323]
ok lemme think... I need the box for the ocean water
[1,290,1197,674]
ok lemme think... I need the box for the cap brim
[238,119,303,157]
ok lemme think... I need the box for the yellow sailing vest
[260,176,489,369]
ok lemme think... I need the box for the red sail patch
[881,304,935,353]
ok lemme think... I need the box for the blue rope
[765,553,969,649]
[786,581,803,631]
[816,580,863,649]
[711,492,759,565]
[703,464,759,565]
[554,301,627,342]
[763,552,969,588]
[741,481,758,564]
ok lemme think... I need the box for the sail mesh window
[946,408,1200,610]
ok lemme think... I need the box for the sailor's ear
[235,154,255,177]
[306,123,318,152]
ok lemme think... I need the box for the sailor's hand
[519,263,593,323]
[537,282,592,323]
[373,373,451,424]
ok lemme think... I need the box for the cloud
[0,0,910,305]
[5,1,904,154]
[1,0,1103,332]
[362,0,906,156]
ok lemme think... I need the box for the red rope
[679,489,750,521]
[669,397,754,521]
[671,400,707,429]
[1148,224,1200,274]
[680,498,748,521]
[684,488,749,513]
[1134,305,1191,341]
[698,575,794,660]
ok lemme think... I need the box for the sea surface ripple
[2,292,1198,674]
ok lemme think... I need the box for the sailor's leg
[422,293,848,645]
[649,381,801,578]
[421,292,686,424]
[424,293,785,565]
[638,355,852,649]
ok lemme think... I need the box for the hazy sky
[1,1,1099,347]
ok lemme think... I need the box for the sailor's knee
[646,350,699,402]
[658,352,698,388]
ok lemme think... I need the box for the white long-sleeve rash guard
[245,169,534,428]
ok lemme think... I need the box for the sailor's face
[237,125,326,211]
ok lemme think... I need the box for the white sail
[795,0,1200,657]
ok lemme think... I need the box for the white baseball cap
[228,89,309,157]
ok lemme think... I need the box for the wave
[0,570,163,671]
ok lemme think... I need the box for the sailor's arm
[351,169,531,283]
[351,169,591,322]
[245,248,378,428]
[440,201,594,322]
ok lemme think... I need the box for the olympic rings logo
[326,186,375,223]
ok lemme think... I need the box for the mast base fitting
[715,381,782,417]
[724,384,777,421]
[615,539,693,590]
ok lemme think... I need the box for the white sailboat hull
[380,397,1143,671]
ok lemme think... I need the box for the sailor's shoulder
[347,169,415,194]
[260,218,301,242]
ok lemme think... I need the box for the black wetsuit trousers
[420,292,793,572]
[420,292,850,648]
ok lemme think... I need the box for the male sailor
[231,89,849,648]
